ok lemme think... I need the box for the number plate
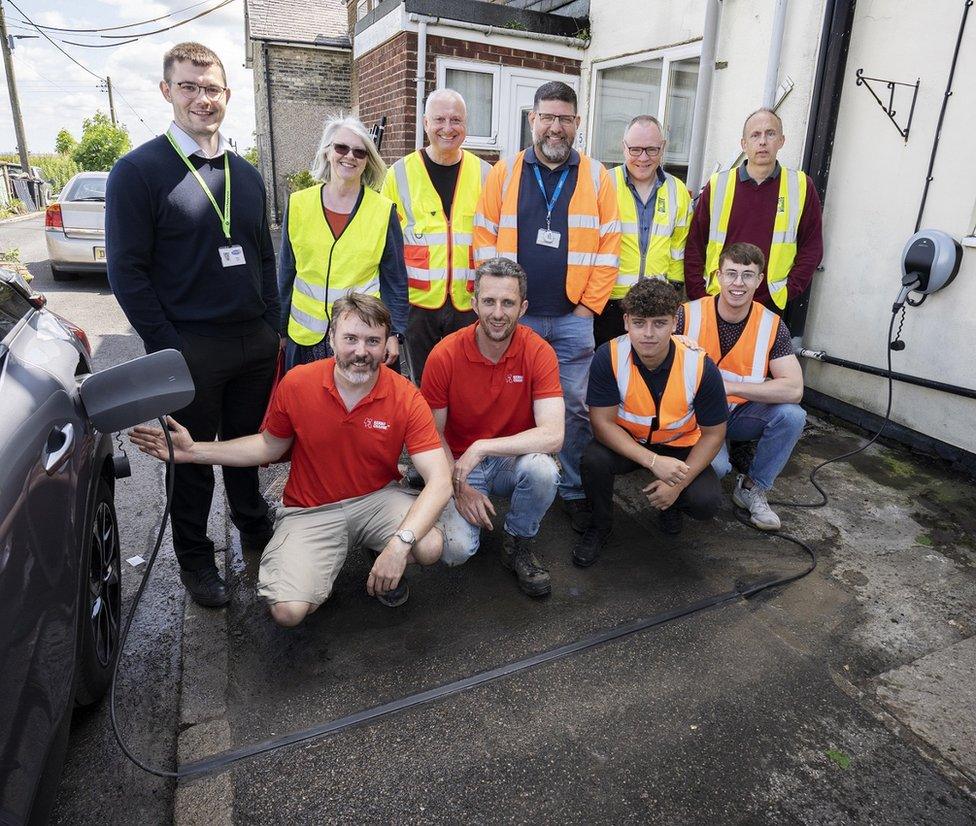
[94,247,106,261]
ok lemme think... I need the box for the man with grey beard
[474,81,620,534]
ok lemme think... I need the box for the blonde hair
[310,115,386,191]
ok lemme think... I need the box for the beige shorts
[257,484,419,606]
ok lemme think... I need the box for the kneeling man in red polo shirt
[131,293,452,626]
[421,258,564,597]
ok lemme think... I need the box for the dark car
[0,267,192,824]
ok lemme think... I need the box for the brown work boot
[500,533,551,597]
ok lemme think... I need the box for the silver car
[0,266,192,823]
[44,171,108,281]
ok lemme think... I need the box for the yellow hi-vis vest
[286,184,390,346]
[610,165,691,298]
[609,335,704,447]
[703,166,808,309]
[381,149,492,311]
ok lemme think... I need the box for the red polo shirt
[264,360,441,508]
[421,323,562,459]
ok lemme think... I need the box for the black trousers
[593,298,626,347]
[580,438,722,531]
[406,303,475,382]
[169,325,279,571]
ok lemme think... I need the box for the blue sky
[0,0,256,153]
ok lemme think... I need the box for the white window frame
[435,58,502,149]
[586,41,702,159]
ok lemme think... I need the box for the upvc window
[435,59,501,148]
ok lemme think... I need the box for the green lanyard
[166,130,232,241]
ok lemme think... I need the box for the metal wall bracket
[855,68,920,142]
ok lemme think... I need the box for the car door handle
[43,423,75,475]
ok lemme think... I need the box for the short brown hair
[163,42,226,85]
[719,242,765,273]
[473,257,527,301]
[621,277,679,319]
[329,292,392,339]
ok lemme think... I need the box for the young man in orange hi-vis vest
[572,278,727,567]
[474,80,621,535]
[676,242,806,530]
[382,89,493,380]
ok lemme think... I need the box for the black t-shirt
[675,297,794,361]
[421,149,461,218]
[587,340,729,428]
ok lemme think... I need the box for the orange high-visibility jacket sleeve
[473,159,506,263]
[580,162,622,314]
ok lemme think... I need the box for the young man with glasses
[474,80,621,534]
[676,242,806,529]
[684,108,823,313]
[596,115,692,346]
[107,42,281,607]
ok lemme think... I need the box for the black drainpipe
[783,0,857,338]
[263,43,281,225]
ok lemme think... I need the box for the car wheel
[75,477,121,706]
[51,266,78,282]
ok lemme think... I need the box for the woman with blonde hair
[278,114,407,369]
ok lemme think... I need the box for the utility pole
[105,75,117,125]
[0,0,31,175]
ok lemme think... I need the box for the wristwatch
[394,528,416,546]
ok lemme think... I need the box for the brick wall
[356,30,581,166]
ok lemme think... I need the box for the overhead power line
[14,0,215,34]
[100,0,236,40]
[5,0,104,80]
[112,85,155,137]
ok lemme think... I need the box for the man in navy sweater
[107,42,280,607]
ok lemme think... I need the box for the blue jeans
[521,313,594,500]
[711,402,806,491]
[439,454,559,566]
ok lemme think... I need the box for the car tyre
[51,265,78,282]
[75,477,122,707]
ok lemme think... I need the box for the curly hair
[621,277,679,319]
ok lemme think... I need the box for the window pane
[519,108,533,151]
[444,69,493,137]
[591,59,662,166]
[663,57,699,167]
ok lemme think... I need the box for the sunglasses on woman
[331,142,368,160]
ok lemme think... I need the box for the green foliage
[826,749,851,769]
[0,246,21,261]
[0,199,27,220]
[285,169,316,192]
[503,19,527,30]
[55,129,77,155]
[71,112,132,171]
[35,155,82,193]
[243,146,259,167]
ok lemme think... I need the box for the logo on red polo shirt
[364,417,391,430]
[505,374,524,384]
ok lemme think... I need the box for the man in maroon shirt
[684,109,823,311]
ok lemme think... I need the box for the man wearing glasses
[474,81,620,534]
[107,43,280,608]
[676,243,806,530]
[382,89,493,380]
[684,108,823,314]
[596,115,692,346]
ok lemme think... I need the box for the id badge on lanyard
[533,164,569,249]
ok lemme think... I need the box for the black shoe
[240,527,274,554]
[501,533,551,597]
[572,524,610,568]
[728,441,756,475]
[561,497,592,534]
[658,507,683,536]
[180,566,229,607]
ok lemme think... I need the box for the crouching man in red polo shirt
[421,258,565,597]
[131,293,452,626]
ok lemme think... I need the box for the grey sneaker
[732,474,782,530]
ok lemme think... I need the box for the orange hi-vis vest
[473,150,621,314]
[609,335,704,447]
[683,297,778,408]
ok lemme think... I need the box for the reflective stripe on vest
[610,335,703,447]
[286,184,389,346]
[611,166,686,299]
[386,149,491,311]
[703,166,807,309]
[682,297,779,409]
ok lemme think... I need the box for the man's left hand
[642,478,682,510]
[452,442,484,489]
[384,335,399,366]
[367,543,408,596]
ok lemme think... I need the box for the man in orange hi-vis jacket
[473,80,620,533]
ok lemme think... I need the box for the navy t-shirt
[587,340,728,429]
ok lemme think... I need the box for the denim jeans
[711,402,806,491]
[521,313,594,501]
[439,453,559,566]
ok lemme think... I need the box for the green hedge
[0,153,82,194]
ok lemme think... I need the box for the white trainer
[732,474,782,531]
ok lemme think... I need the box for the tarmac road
[1,216,183,824]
